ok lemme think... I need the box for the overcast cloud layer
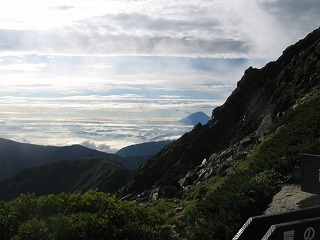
[0,0,319,151]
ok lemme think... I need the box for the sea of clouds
[0,117,198,153]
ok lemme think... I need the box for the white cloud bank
[0,0,319,150]
[0,0,319,58]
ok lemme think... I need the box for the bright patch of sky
[0,0,319,151]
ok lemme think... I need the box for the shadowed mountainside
[0,157,134,201]
[116,140,173,158]
[0,138,175,200]
[0,138,122,179]
[121,27,320,198]
[116,140,172,169]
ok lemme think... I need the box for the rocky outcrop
[179,112,273,189]
[120,27,320,201]
[265,185,320,214]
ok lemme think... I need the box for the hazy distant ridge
[116,140,172,158]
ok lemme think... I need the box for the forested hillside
[0,158,133,201]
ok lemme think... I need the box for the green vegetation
[0,190,168,240]
[176,95,320,239]
[0,158,134,201]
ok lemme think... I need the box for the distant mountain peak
[178,111,211,125]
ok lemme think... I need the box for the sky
[0,0,319,152]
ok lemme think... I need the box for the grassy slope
[179,93,320,239]
[0,158,134,201]
[146,92,320,240]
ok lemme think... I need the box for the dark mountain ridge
[116,140,173,158]
[121,27,320,198]
[0,138,175,200]
[0,157,134,201]
[116,140,173,169]
[0,138,121,179]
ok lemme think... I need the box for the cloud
[0,115,195,152]
[0,1,318,59]
[260,0,320,39]
[0,0,319,150]
[0,28,249,58]
[0,94,223,114]
[80,140,113,152]
[235,0,320,58]
[0,54,247,95]
[53,5,75,11]
[0,63,46,72]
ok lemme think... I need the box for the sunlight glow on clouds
[0,0,319,150]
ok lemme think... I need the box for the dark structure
[301,154,320,195]
[234,154,320,240]
[262,217,320,240]
[233,206,320,240]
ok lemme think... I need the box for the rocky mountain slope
[121,27,320,200]
[265,185,320,214]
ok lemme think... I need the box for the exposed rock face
[265,185,320,215]
[120,27,320,201]
[255,113,273,140]
[179,116,272,189]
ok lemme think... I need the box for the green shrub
[181,96,320,239]
[13,218,51,240]
[0,190,168,240]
